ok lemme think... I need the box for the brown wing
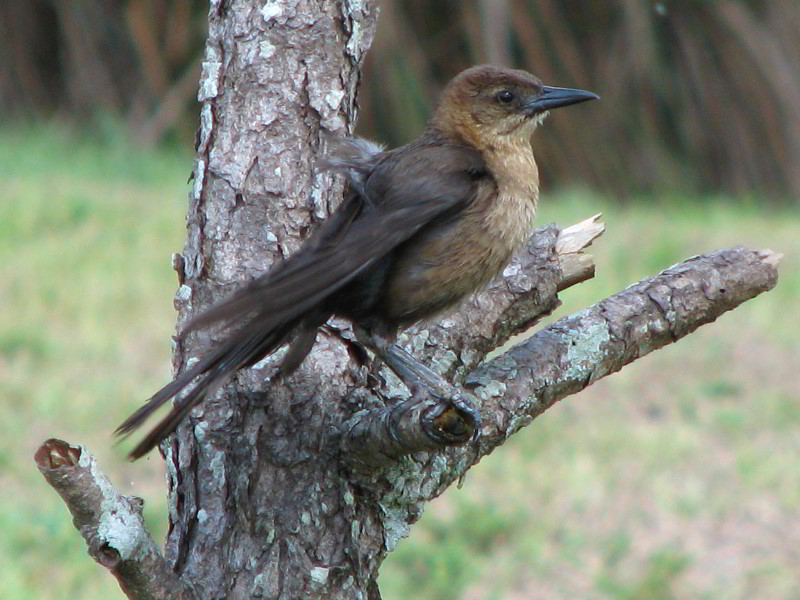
[117,135,485,459]
[180,137,485,334]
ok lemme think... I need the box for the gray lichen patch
[474,379,506,401]
[209,450,227,488]
[379,504,411,552]
[430,349,459,375]
[418,454,448,498]
[96,507,147,562]
[259,39,276,59]
[198,47,221,101]
[381,367,410,399]
[192,159,205,201]
[260,2,284,24]
[198,103,213,153]
[308,79,347,130]
[194,420,209,443]
[175,284,192,305]
[81,449,151,562]
[345,20,365,58]
[563,313,611,384]
[344,0,367,13]
[309,566,330,589]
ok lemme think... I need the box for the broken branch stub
[341,215,605,470]
[35,439,193,600]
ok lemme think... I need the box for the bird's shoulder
[366,131,490,202]
[319,131,490,214]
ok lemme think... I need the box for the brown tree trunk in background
[35,1,780,599]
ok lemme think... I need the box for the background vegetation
[3,0,800,198]
[2,1,798,598]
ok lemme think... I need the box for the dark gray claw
[356,326,482,446]
[421,391,482,445]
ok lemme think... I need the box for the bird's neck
[481,137,540,209]
[480,138,540,253]
[431,120,540,207]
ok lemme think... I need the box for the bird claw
[357,328,481,445]
[413,384,482,445]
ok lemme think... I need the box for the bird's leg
[354,326,447,394]
[355,326,482,443]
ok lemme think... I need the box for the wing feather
[118,136,485,458]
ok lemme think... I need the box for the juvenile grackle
[117,65,598,459]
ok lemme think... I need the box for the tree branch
[468,247,781,456]
[341,215,604,469]
[347,246,779,513]
[34,439,194,600]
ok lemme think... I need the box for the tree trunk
[165,1,383,597]
[36,1,780,599]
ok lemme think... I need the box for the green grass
[1,123,187,599]
[1,124,798,599]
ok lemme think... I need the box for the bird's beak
[524,86,599,115]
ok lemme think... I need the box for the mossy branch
[354,246,780,515]
[34,439,194,600]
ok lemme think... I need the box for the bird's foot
[408,382,482,444]
[355,326,481,444]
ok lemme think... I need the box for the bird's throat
[482,140,540,250]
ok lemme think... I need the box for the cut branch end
[758,248,783,267]
[35,439,194,600]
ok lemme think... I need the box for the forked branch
[347,246,779,506]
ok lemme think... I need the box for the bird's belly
[382,193,535,325]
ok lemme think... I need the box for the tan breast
[483,138,540,247]
[383,143,539,325]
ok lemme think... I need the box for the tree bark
[37,2,781,599]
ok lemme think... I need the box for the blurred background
[1,1,798,599]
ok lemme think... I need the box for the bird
[117,65,598,459]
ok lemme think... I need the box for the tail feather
[115,342,229,437]
[126,376,222,460]
[276,323,320,377]
[119,318,297,459]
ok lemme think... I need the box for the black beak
[525,86,599,114]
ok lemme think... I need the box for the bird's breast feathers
[482,142,539,250]
[382,163,538,324]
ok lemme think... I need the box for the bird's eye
[496,90,514,104]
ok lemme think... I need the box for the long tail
[117,317,297,459]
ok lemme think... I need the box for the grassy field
[1,125,798,599]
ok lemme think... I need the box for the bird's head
[432,65,598,150]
